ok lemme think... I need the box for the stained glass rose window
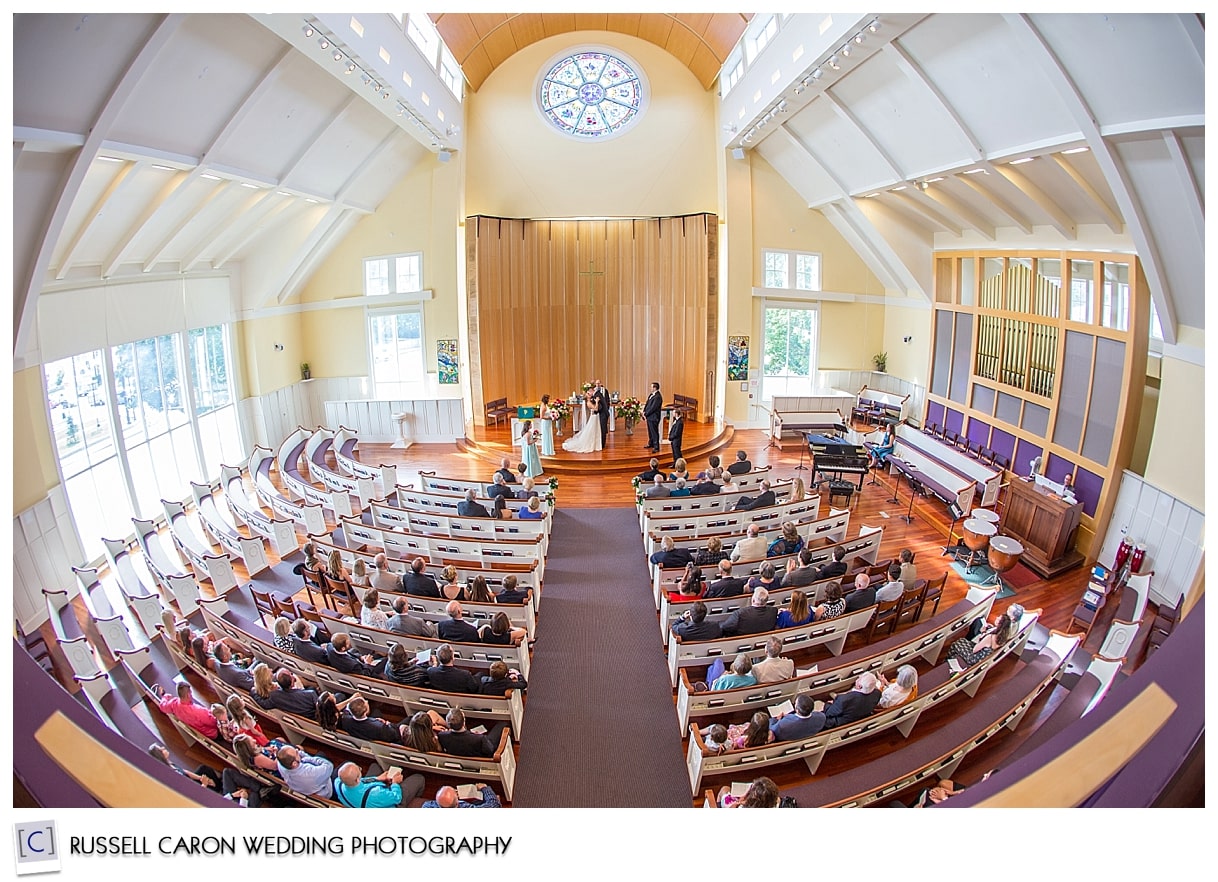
[538,50,645,139]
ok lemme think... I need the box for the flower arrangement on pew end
[617,396,642,434]
[548,476,559,491]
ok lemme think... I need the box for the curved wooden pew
[191,480,271,575]
[659,574,846,644]
[370,500,550,555]
[394,485,549,522]
[305,427,378,510]
[101,536,167,642]
[161,500,239,592]
[249,445,328,536]
[332,426,399,491]
[221,464,300,557]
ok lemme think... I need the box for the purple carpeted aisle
[510,507,690,807]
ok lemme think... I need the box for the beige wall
[238,314,304,399]
[465,34,717,218]
[1143,325,1204,511]
[881,303,933,390]
[13,366,60,514]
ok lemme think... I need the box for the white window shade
[38,289,107,362]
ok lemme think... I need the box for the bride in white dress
[562,394,603,453]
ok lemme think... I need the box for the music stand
[887,460,904,504]
[941,502,966,556]
[902,474,925,524]
[794,432,809,472]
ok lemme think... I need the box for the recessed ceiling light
[200,173,221,180]
[277,191,292,196]
[97,155,123,163]
[240,182,259,189]
[1062,146,1090,154]
[304,198,319,204]
[349,17,364,38]
[1010,157,1035,165]
[151,164,176,171]
[963,168,986,174]
[927,177,944,183]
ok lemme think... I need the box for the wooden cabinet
[1003,478,1084,577]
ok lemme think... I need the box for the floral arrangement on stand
[616,396,642,434]
[548,397,570,435]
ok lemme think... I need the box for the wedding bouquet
[581,381,593,393]
[617,396,642,423]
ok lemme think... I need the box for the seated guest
[649,535,693,569]
[466,575,494,604]
[822,672,881,728]
[707,454,721,472]
[275,745,333,799]
[667,562,704,603]
[769,693,827,741]
[669,476,692,497]
[690,471,721,495]
[775,590,813,629]
[693,536,729,568]
[387,596,438,638]
[704,559,748,599]
[382,642,430,688]
[350,559,371,589]
[750,635,794,683]
[334,761,424,809]
[875,563,906,603]
[790,475,807,502]
[289,618,328,662]
[211,642,254,691]
[265,667,321,719]
[730,524,768,563]
[814,545,849,581]
[645,474,670,498]
[495,574,532,605]
[438,708,505,758]
[272,616,293,651]
[152,681,219,739]
[734,479,775,511]
[494,456,517,485]
[783,547,819,587]
[672,600,722,642]
[401,711,444,753]
[669,458,690,482]
[326,549,352,584]
[515,476,539,500]
[844,572,877,612]
[721,587,778,637]
[727,449,752,475]
[491,495,510,520]
[147,742,222,794]
[360,588,389,630]
[486,473,512,502]
[480,660,528,695]
[898,548,918,590]
[437,600,481,643]
[340,695,405,744]
[948,613,1015,667]
[726,711,772,749]
[868,423,896,469]
[637,458,663,483]
[719,776,781,808]
[426,644,481,694]
[701,724,730,756]
[325,632,385,678]
[876,664,919,709]
[423,783,501,808]
[371,552,404,593]
[815,583,847,620]
[479,610,526,646]
[518,496,545,520]
[711,653,758,691]
[402,557,440,597]
[457,489,491,518]
[747,561,783,593]
[767,521,804,558]
[438,565,467,601]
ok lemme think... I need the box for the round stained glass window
[538,49,646,140]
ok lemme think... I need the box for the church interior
[11,13,1205,813]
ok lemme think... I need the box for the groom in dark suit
[595,381,610,446]
[668,408,684,464]
[644,382,663,451]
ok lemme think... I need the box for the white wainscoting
[323,398,466,444]
[1098,471,1203,608]
[820,369,927,427]
[13,485,85,631]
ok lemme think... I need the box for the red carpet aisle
[510,508,691,807]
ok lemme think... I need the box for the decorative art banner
[727,335,749,381]
[437,339,459,384]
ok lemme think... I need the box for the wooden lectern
[1002,478,1084,578]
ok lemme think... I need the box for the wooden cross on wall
[578,260,604,317]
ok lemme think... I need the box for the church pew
[646,503,842,557]
[43,586,110,703]
[161,501,239,593]
[332,426,399,491]
[340,517,546,583]
[418,470,557,501]
[645,493,822,558]
[221,464,300,557]
[278,427,359,518]
[658,574,848,644]
[894,424,1002,507]
[667,605,876,688]
[249,445,329,537]
[101,536,168,642]
[637,475,790,532]
[132,517,193,592]
[190,480,271,576]
[393,485,551,525]
[304,427,379,510]
[674,590,997,733]
[683,612,1045,794]
[72,566,146,660]
[365,591,536,641]
[369,500,549,555]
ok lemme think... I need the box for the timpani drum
[987,535,1024,574]
[961,518,997,552]
[971,508,1000,526]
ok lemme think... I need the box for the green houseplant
[872,352,888,373]
[301,362,311,380]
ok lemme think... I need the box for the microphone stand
[794,432,809,473]
[902,475,924,524]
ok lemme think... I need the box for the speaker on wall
[730,147,746,160]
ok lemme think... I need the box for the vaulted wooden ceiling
[430,12,752,90]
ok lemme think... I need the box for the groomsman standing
[668,408,685,465]
[644,383,663,451]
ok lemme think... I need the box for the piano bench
[827,480,856,508]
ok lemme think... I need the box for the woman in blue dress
[868,422,896,469]
[520,419,543,478]
[538,395,556,456]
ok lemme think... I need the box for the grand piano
[808,440,870,490]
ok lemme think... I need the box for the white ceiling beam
[1179,12,1204,63]
[268,205,347,306]
[822,92,905,183]
[279,94,359,192]
[987,161,1075,239]
[956,171,1033,235]
[53,160,144,280]
[884,189,962,235]
[179,189,277,273]
[333,127,401,203]
[921,183,995,240]
[1048,154,1123,234]
[101,169,192,278]
[884,40,984,162]
[1003,13,1177,343]
[15,13,185,354]
[1162,130,1203,248]
[211,197,299,270]
[142,180,233,272]
[274,210,362,306]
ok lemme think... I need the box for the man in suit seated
[325,632,385,678]
[457,489,491,518]
[704,559,748,599]
[371,552,404,593]
[339,695,405,744]
[750,635,795,683]
[426,644,481,694]
[437,601,481,643]
[485,473,512,502]
[637,457,663,483]
[690,470,721,495]
[814,545,849,581]
[387,596,437,638]
[289,618,329,663]
[730,524,768,562]
[437,707,505,758]
[402,557,440,597]
[720,587,779,637]
[645,475,670,498]
[495,574,531,605]
[844,572,877,613]
[211,642,254,691]
[734,479,775,511]
[783,547,820,588]
[671,600,722,642]
[494,457,517,485]
[727,449,752,475]
[479,660,528,695]
[769,693,827,741]
[822,672,881,728]
[262,667,320,718]
[650,535,693,569]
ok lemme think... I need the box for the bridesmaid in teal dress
[520,419,543,478]
[538,395,556,456]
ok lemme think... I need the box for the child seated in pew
[701,724,729,756]
[726,711,774,750]
[667,563,705,603]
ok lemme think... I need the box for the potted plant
[872,352,887,373]
[301,362,311,380]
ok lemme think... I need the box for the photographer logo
[13,821,60,875]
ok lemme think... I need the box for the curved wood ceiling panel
[430,12,751,90]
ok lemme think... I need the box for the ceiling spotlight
[302,24,314,38]
[361,72,372,86]
[382,89,391,99]
[794,83,806,94]
[332,50,342,62]
[395,103,406,116]
[447,125,460,136]
[916,180,929,191]
[345,61,356,74]
[811,68,823,80]
[318,36,329,50]
[778,100,788,113]
[869,19,880,33]
[854,33,865,44]
[841,43,851,57]
[828,55,840,70]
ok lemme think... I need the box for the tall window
[762,305,819,400]
[405,13,441,65]
[188,325,242,477]
[368,306,426,398]
[720,53,744,97]
[763,249,821,292]
[439,44,463,101]
[364,253,423,296]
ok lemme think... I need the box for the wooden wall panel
[467,214,715,422]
